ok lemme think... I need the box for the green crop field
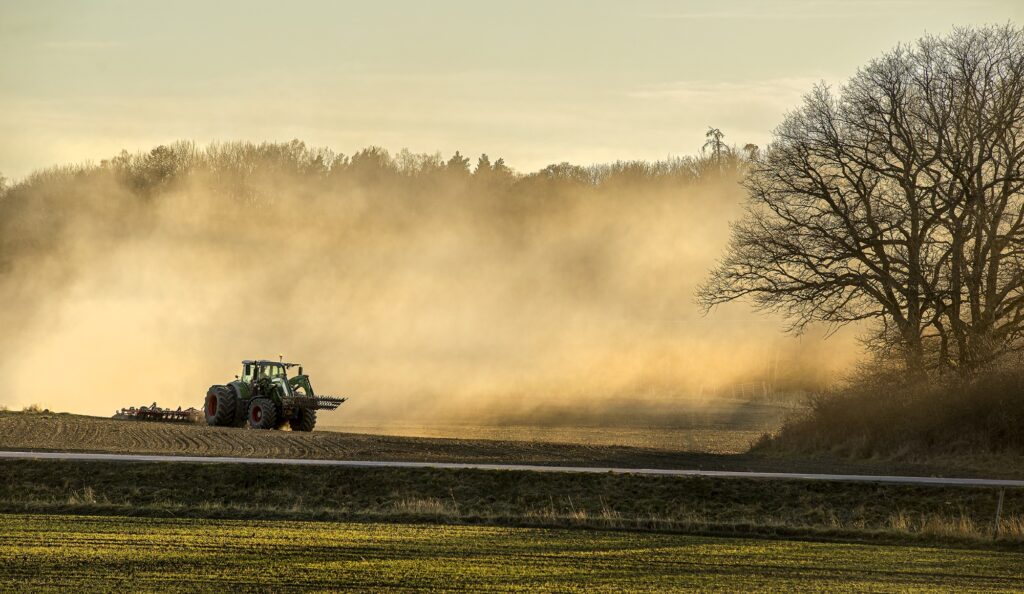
[2,514,1023,592]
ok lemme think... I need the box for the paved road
[2,450,1023,488]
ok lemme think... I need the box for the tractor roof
[243,359,300,368]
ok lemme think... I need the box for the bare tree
[699,25,1024,375]
[912,27,1024,370]
[704,127,726,165]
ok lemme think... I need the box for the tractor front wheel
[247,398,277,430]
[289,408,317,432]
[205,385,237,427]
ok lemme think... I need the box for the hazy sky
[1,0,1021,180]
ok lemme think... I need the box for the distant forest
[0,137,748,276]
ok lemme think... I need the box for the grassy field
[2,459,1022,543]
[2,514,1022,592]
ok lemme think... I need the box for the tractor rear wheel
[205,385,236,427]
[289,408,317,432]
[229,386,248,427]
[247,398,277,430]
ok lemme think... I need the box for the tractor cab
[242,360,292,383]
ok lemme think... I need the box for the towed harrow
[114,403,203,424]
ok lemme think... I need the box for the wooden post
[994,488,1005,539]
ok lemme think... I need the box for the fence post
[994,488,1005,539]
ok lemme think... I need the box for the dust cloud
[0,142,860,426]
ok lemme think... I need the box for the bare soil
[2,412,1021,478]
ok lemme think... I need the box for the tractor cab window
[243,364,252,380]
[262,364,284,379]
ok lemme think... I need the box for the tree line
[0,135,751,282]
[0,136,745,203]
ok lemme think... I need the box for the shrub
[758,368,1024,458]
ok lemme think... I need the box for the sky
[1,0,1022,181]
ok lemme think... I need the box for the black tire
[205,385,236,427]
[229,386,248,428]
[289,408,317,432]
[247,398,277,430]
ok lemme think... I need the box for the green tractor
[205,360,346,431]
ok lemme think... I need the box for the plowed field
[0,412,714,468]
[3,412,1019,478]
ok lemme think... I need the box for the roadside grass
[3,513,1023,592]
[1,459,1022,546]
